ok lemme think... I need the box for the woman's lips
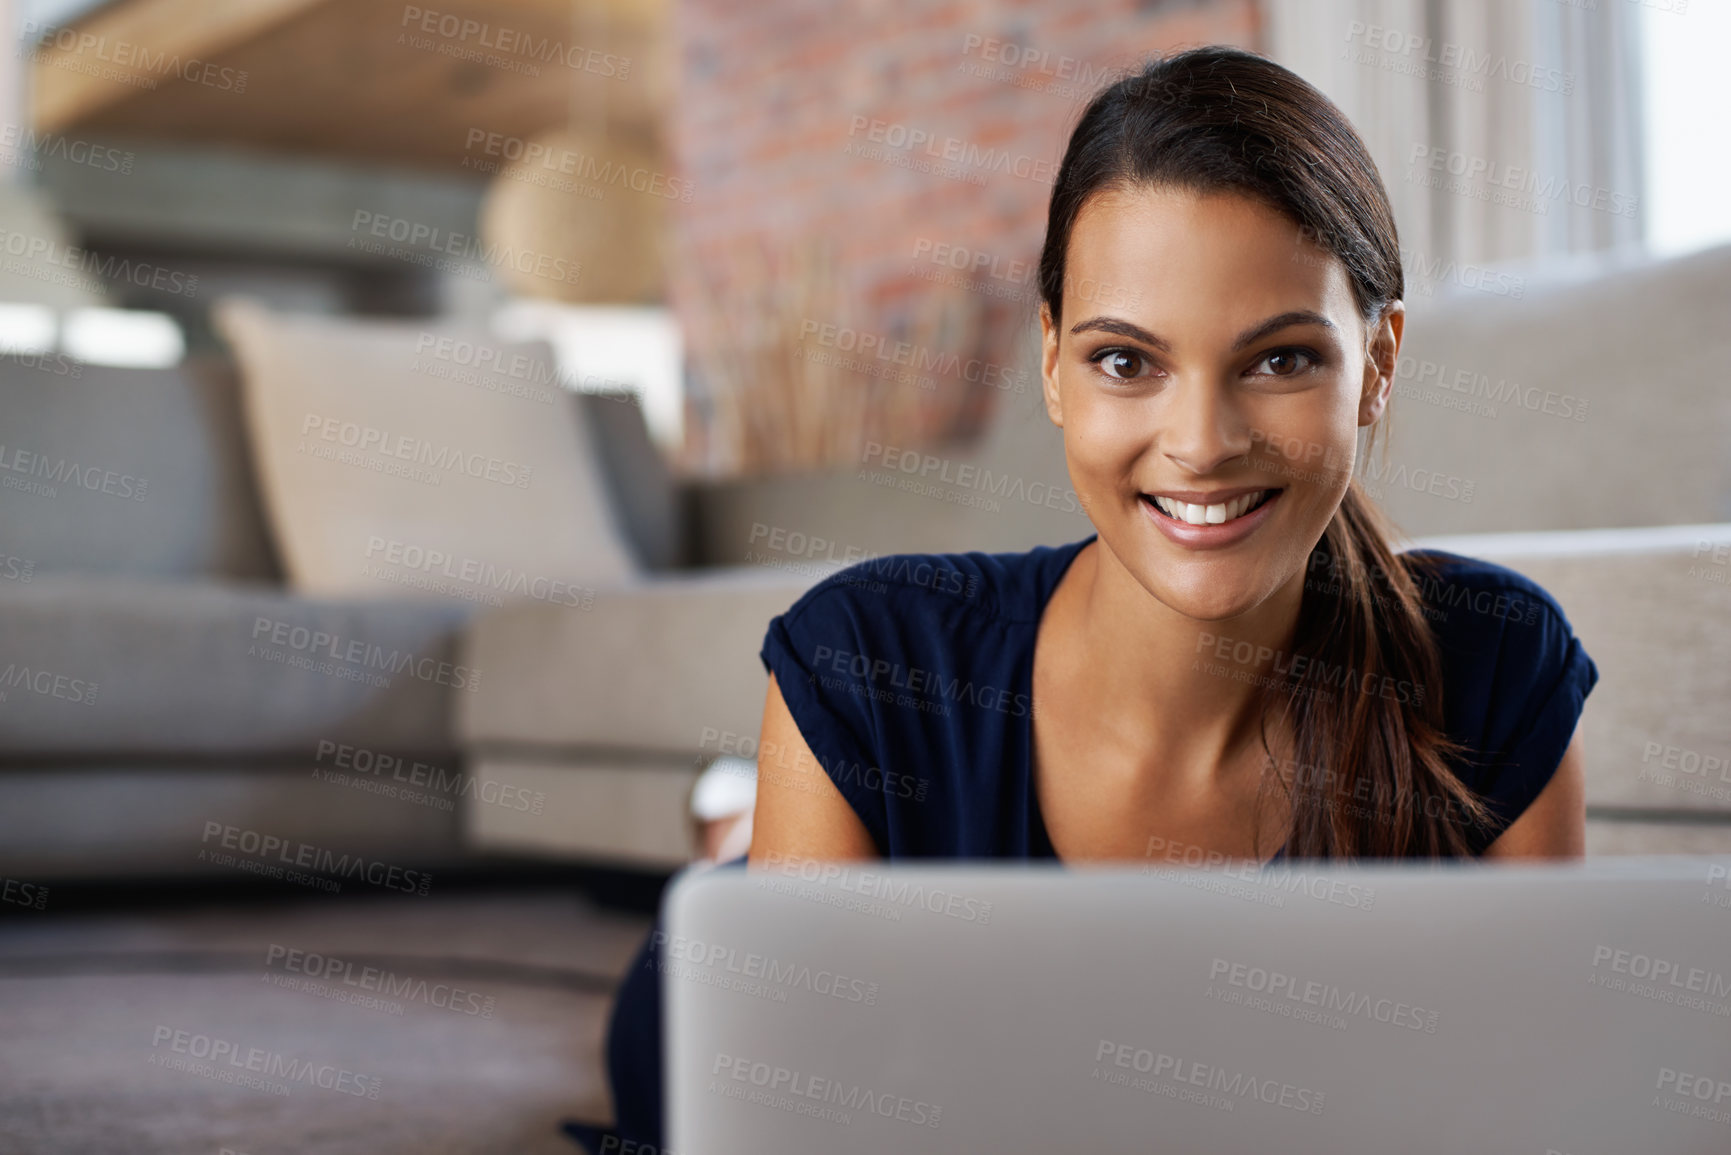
[1140,488,1283,548]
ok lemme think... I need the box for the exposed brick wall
[670,0,1262,475]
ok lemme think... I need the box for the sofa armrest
[456,565,832,755]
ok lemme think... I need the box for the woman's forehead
[1064,185,1359,334]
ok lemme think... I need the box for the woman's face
[1039,185,1401,621]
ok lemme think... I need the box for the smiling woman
[579,44,1600,1155]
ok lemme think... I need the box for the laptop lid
[665,857,1731,1155]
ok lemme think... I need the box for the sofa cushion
[212,298,638,602]
[0,354,278,580]
[0,578,473,759]
[458,566,826,754]
[1382,241,1731,534]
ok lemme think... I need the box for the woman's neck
[1053,537,1305,787]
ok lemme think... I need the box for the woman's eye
[1093,348,1150,380]
[1254,349,1317,377]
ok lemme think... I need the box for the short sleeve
[1461,597,1600,852]
[758,584,890,853]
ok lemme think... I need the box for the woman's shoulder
[1398,546,1597,704]
[777,536,1090,633]
[756,540,1087,858]
[1398,548,1599,838]
[1399,548,1572,633]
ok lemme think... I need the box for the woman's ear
[1358,300,1403,428]
[1039,302,1064,428]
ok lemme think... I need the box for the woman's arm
[746,672,880,868]
[1482,728,1587,860]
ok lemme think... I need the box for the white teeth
[1151,491,1268,526]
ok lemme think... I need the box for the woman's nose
[1158,377,1253,476]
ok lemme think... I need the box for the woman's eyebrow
[1230,309,1336,350]
[1069,309,1337,351]
[1068,316,1171,351]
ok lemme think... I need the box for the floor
[0,884,657,1154]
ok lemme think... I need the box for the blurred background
[0,0,1727,1150]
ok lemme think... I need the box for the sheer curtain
[1263,0,1646,272]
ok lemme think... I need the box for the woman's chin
[1144,576,1272,624]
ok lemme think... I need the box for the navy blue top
[569,533,1598,1155]
[758,533,1597,860]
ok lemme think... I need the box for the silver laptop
[664,856,1731,1155]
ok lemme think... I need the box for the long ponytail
[1257,479,1494,858]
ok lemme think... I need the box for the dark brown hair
[1038,45,1495,859]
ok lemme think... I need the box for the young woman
[566,43,1598,1154]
